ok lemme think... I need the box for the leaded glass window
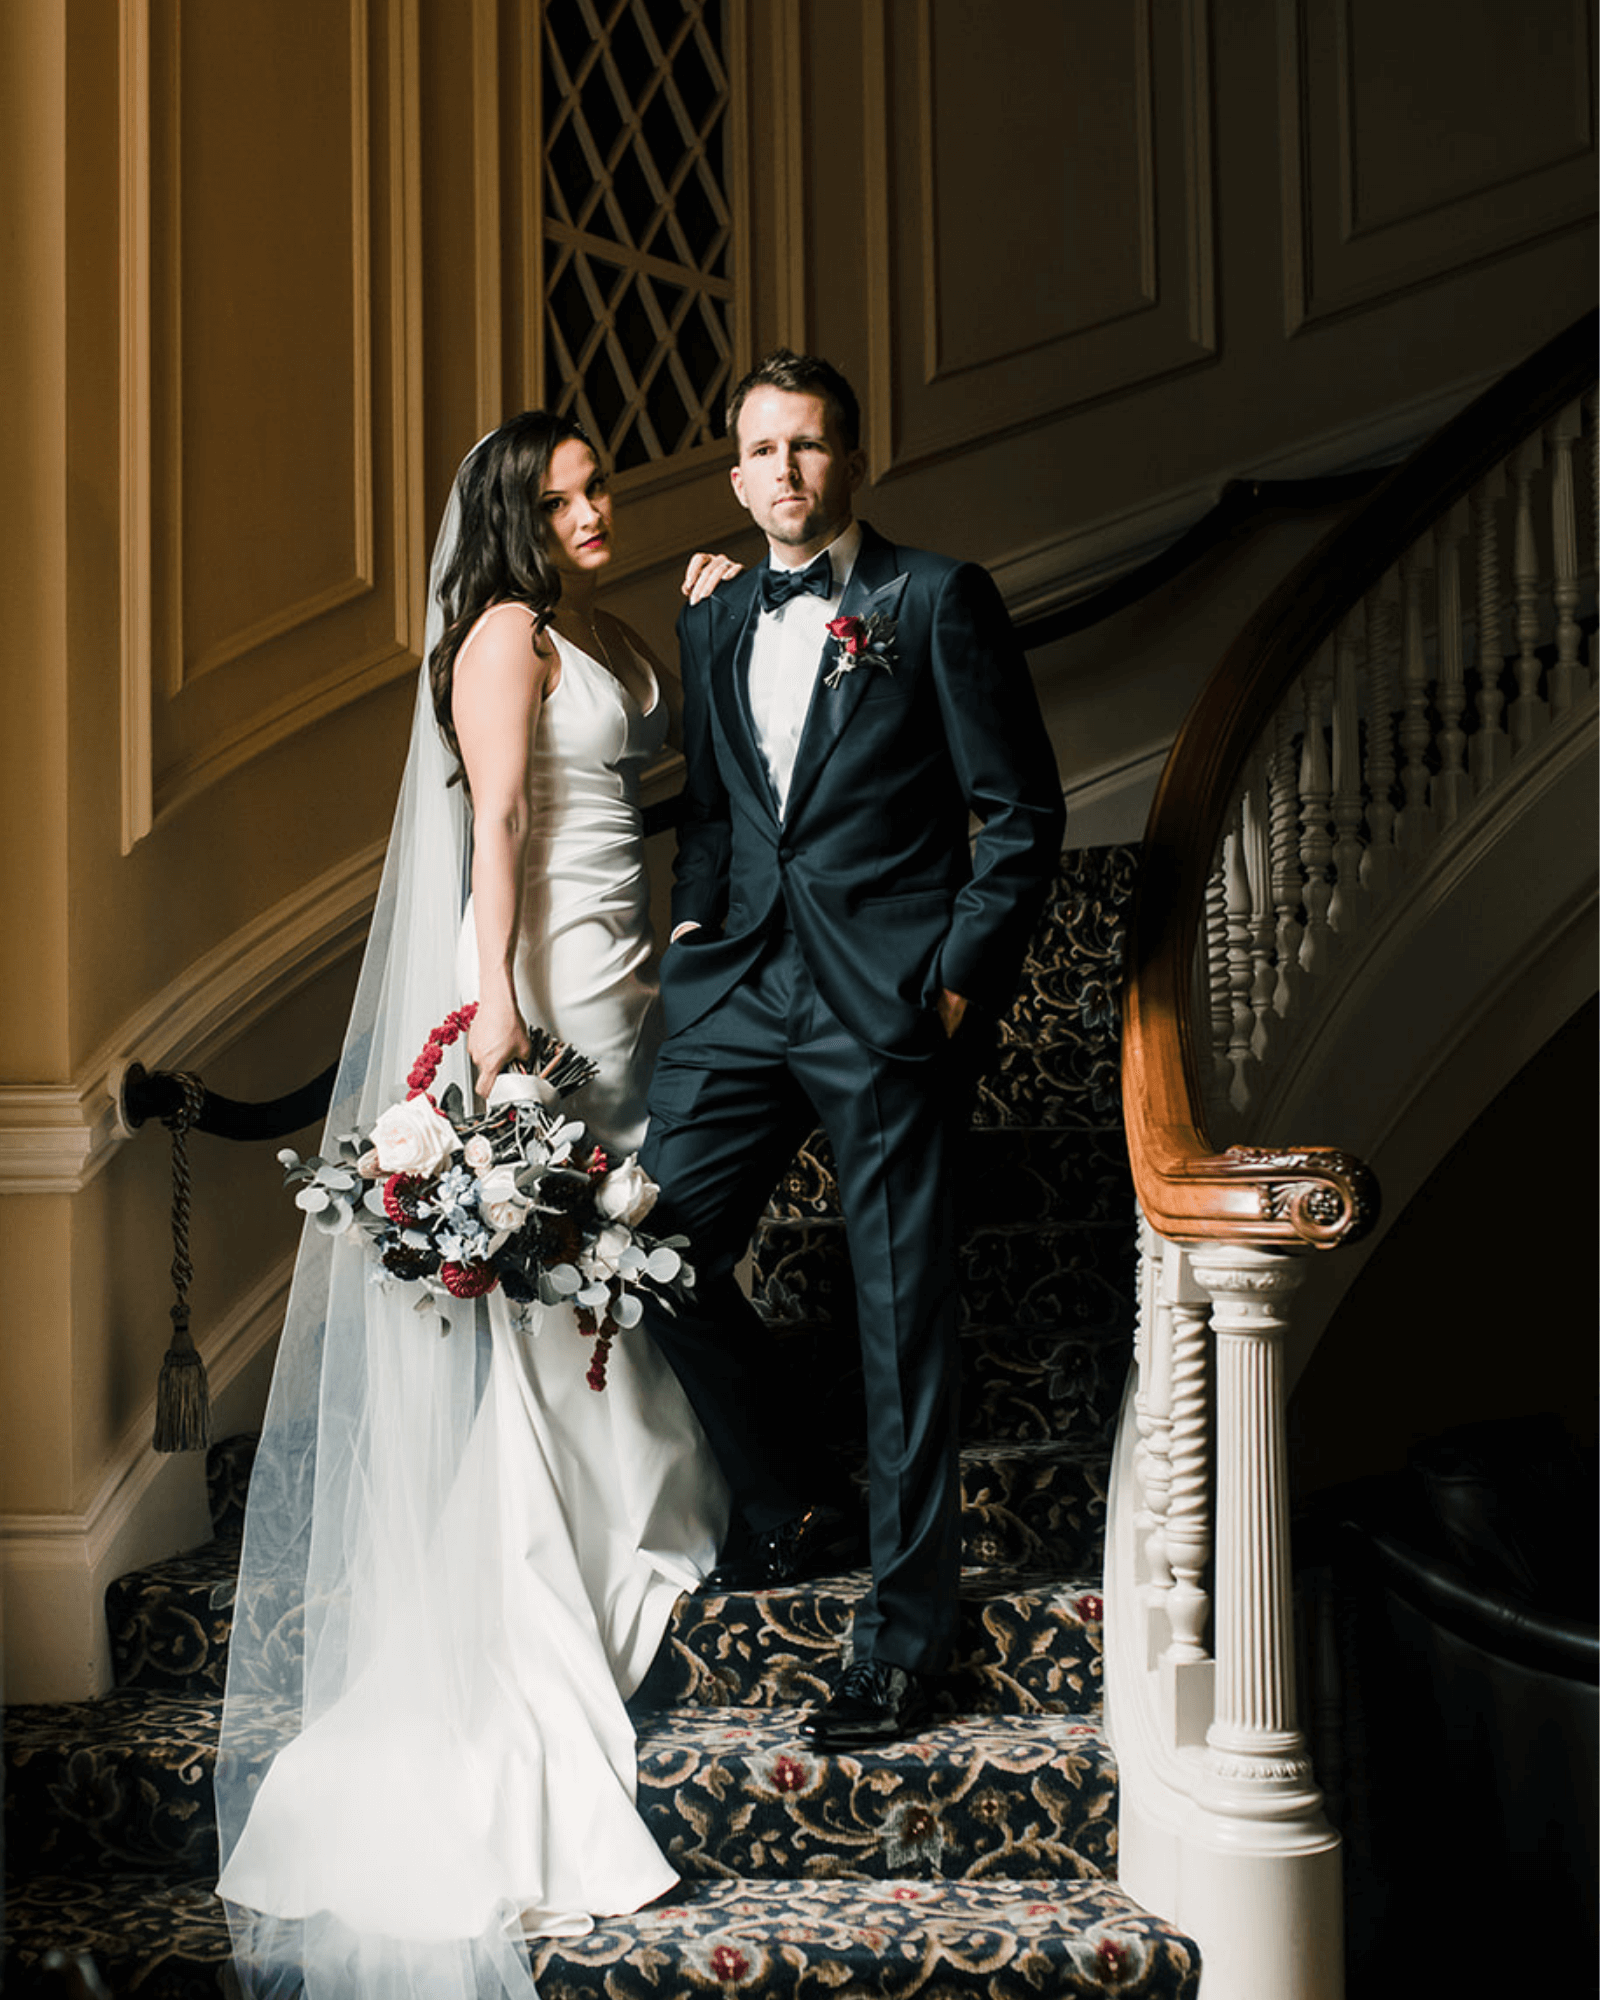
[542,0,734,471]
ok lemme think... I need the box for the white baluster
[1360,584,1398,899]
[1507,432,1549,752]
[1394,541,1436,859]
[1187,1243,1341,2000]
[1471,466,1511,794]
[1132,1219,1174,1615]
[1223,810,1257,1116]
[1327,605,1368,936]
[1268,703,1305,1022]
[1243,756,1277,1070]
[1163,1248,1214,1674]
[1297,651,1336,975]
[1205,854,1232,1116]
[1548,401,1584,721]
[1431,499,1471,829]
[1190,1245,1318,1798]
[1131,1217,1153,1520]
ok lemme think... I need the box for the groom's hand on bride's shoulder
[681,551,744,603]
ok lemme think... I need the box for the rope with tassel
[154,1072,210,1453]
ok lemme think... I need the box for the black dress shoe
[701,1504,862,1593]
[799,1659,932,1749]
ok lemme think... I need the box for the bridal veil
[213,447,674,1999]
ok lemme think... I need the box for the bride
[214,412,737,1998]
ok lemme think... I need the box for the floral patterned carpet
[3,847,1202,1996]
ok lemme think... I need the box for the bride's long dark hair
[428,408,594,780]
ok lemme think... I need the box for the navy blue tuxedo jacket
[662,521,1066,1056]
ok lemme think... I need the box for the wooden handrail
[1122,309,1598,1249]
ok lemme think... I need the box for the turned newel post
[1189,1243,1325,1824]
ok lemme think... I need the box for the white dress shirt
[747,519,862,818]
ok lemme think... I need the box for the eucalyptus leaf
[612,1292,643,1329]
[547,1263,583,1296]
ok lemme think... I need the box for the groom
[641,349,1064,1747]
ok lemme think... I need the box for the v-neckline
[553,625,660,720]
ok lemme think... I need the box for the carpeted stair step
[6,1695,1120,1892]
[635,1708,1117,1885]
[98,1440,1108,1708]
[6,1691,221,1879]
[761,1315,1129,1452]
[958,1324,1129,1444]
[204,1434,257,1540]
[4,1869,1200,1999]
[958,1439,1107,1571]
[634,1566,1103,1715]
[753,1218,1137,1334]
[97,1556,1106,1739]
[765,1124,1132,1228]
[971,845,1135,1133]
[7,1697,1119,1895]
[106,1536,242,1698]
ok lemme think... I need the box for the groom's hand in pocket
[936,988,969,1038]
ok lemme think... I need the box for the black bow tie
[759,554,833,614]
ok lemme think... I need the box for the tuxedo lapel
[782,525,908,827]
[704,573,778,817]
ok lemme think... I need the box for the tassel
[154,1307,210,1453]
[154,1072,210,1453]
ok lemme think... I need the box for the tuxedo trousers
[640,924,968,1673]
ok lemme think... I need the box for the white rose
[463,1134,495,1174]
[370,1097,461,1177]
[583,1222,634,1280]
[477,1163,531,1232]
[594,1155,659,1228]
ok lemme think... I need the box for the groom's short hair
[726,349,862,453]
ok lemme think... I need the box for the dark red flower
[440,1260,498,1298]
[1096,1939,1131,1982]
[771,1756,806,1794]
[709,1945,749,1983]
[826,614,863,654]
[1074,1592,1104,1624]
[383,1174,427,1226]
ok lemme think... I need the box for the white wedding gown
[216,616,726,1993]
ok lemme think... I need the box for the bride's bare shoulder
[457,600,558,686]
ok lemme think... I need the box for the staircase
[3,848,1203,1997]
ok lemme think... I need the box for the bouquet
[278,1005,692,1390]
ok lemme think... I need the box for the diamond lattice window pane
[542,0,734,467]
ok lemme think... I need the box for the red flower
[440,1260,498,1298]
[1074,1592,1104,1624]
[826,614,863,654]
[586,1146,609,1178]
[383,1174,427,1226]
[709,1944,749,1983]
[1097,1939,1131,1982]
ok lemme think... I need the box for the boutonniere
[823,612,897,689]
